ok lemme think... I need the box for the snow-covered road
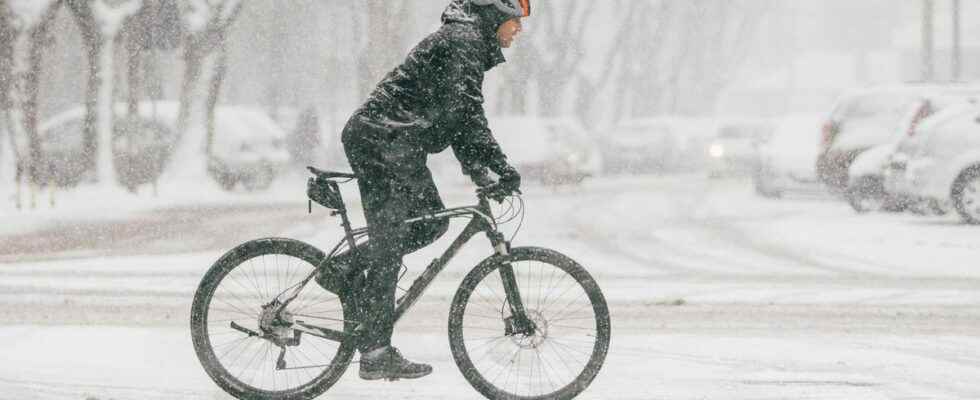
[1,175,978,399]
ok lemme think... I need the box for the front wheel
[449,247,611,400]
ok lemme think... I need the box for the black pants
[340,116,449,352]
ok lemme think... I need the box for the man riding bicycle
[316,0,531,381]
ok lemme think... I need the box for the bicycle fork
[488,231,537,337]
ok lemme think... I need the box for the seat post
[328,181,358,249]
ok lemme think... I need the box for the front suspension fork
[488,231,535,336]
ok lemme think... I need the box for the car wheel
[846,175,885,213]
[243,166,276,192]
[217,175,237,191]
[951,167,980,224]
[928,199,948,216]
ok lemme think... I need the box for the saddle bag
[307,177,344,210]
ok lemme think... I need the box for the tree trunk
[174,38,220,180]
[25,18,46,187]
[81,37,101,176]
[204,41,227,158]
[0,6,14,184]
[357,1,401,99]
[94,32,119,187]
[174,40,206,179]
[125,28,141,125]
[66,1,102,178]
[172,0,244,183]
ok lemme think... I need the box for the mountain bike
[190,167,611,400]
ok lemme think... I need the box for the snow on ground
[1,174,979,399]
[0,173,308,236]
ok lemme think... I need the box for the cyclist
[316,0,531,381]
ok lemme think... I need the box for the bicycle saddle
[307,166,357,180]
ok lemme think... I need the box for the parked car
[599,119,678,174]
[817,84,980,199]
[707,119,773,178]
[752,114,825,198]
[113,101,180,191]
[487,117,602,185]
[31,102,179,189]
[35,108,91,188]
[881,101,980,223]
[842,91,980,212]
[207,107,290,191]
[598,117,715,175]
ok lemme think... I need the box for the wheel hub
[510,309,548,349]
[259,302,294,345]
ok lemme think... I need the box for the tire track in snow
[559,176,861,277]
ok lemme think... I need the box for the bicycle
[190,166,611,400]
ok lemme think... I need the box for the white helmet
[471,0,531,18]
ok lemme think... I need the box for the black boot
[359,346,433,381]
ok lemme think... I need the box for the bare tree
[66,0,144,188]
[584,0,767,123]
[2,0,60,208]
[172,0,242,180]
[503,0,596,117]
[0,2,16,186]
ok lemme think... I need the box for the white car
[752,114,825,197]
[818,84,980,199]
[846,93,980,212]
[707,119,773,178]
[207,107,291,191]
[883,102,980,223]
[486,117,602,185]
[30,102,180,189]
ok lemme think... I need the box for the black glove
[498,166,521,193]
[478,165,521,203]
[469,167,495,188]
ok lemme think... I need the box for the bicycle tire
[449,247,611,400]
[190,238,356,400]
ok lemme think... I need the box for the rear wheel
[449,247,611,400]
[952,167,980,224]
[190,238,356,400]
[846,175,885,213]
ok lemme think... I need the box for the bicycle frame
[275,192,535,344]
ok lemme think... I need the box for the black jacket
[350,0,515,178]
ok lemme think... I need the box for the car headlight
[709,143,725,158]
[565,152,583,164]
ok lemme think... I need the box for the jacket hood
[441,0,512,69]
